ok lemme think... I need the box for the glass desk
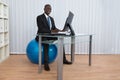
[38,34,93,80]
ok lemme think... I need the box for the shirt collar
[44,13,49,18]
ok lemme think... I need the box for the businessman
[35,4,71,71]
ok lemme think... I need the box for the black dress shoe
[63,60,72,64]
[44,64,50,71]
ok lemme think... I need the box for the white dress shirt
[44,13,52,30]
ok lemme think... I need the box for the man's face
[44,5,51,15]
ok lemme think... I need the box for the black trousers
[35,36,66,64]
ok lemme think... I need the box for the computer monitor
[63,11,75,35]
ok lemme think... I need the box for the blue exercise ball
[26,39,58,64]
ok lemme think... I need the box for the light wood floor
[0,54,120,80]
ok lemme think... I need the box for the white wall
[3,0,120,54]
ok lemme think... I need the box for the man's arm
[50,17,64,33]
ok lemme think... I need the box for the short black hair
[44,4,51,8]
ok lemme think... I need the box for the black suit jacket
[35,14,57,41]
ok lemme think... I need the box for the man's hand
[51,28,63,33]
[51,29,59,33]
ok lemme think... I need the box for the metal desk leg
[57,37,64,80]
[71,37,75,63]
[38,35,42,73]
[89,35,92,66]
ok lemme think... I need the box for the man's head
[44,4,51,16]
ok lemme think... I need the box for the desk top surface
[37,33,94,37]
[38,33,94,44]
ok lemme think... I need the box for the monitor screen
[63,11,75,35]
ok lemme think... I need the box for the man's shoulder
[37,14,44,18]
[38,14,44,16]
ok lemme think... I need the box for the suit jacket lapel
[42,14,50,29]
